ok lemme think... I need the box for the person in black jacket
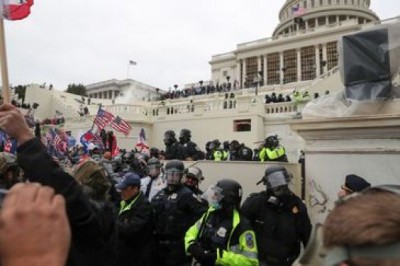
[151,160,207,266]
[163,130,185,160]
[0,103,116,266]
[72,160,118,266]
[116,172,153,266]
[241,165,312,266]
[179,129,204,161]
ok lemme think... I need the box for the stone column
[297,48,302,82]
[243,59,247,88]
[279,52,284,85]
[263,55,268,84]
[315,45,321,77]
[322,43,328,74]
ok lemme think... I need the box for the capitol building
[210,0,379,89]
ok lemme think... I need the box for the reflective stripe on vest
[265,146,285,160]
[119,192,141,216]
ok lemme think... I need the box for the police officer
[140,157,166,202]
[229,140,253,161]
[0,152,21,189]
[259,135,288,162]
[163,130,185,160]
[241,165,311,266]
[208,139,228,161]
[152,160,207,266]
[116,173,153,266]
[185,179,259,266]
[179,129,204,161]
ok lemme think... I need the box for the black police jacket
[241,191,312,266]
[164,141,185,160]
[17,137,117,266]
[117,192,153,266]
[182,141,204,161]
[152,185,207,240]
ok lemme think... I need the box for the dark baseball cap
[343,174,371,193]
[115,172,141,190]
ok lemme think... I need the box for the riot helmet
[164,130,176,146]
[165,160,184,186]
[179,129,191,144]
[229,140,240,151]
[209,139,221,151]
[262,165,291,198]
[147,157,162,178]
[223,141,230,150]
[0,152,21,188]
[203,179,242,209]
[123,151,136,165]
[150,147,160,158]
[184,166,204,187]
[264,135,279,149]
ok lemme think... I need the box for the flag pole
[0,18,10,103]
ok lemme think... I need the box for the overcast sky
[4,0,400,91]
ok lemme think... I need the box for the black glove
[188,242,205,259]
[188,243,217,265]
[197,251,217,265]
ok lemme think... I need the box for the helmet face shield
[148,164,161,177]
[202,184,224,209]
[165,168,183,185]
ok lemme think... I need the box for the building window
[311,0,315,7]
[245,57,258,88]
[223,70,228,77]
[318,16,326,25]
[329,15,336,24]
[267,53,280,85]
[339,15,346,21]
[327,41,338,70]
[303,1,307,8]
[108,90,112,99]
[283,49,297,84]
[301,46,316,81]
[308,18,316,28]
[234,119,251,132]
[320,0,324,5]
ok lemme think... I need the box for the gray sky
[5,0,400,91]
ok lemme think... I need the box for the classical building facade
[209,0,379,89]
[86,79,160,102]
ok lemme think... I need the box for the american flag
[94,108,115,131]
[111,116,132,136]
[292,4,305,16]
[54,134,67,153]
[136,128,149,151]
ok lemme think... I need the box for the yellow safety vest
[259,146,285,162]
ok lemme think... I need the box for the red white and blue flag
[292,4,305,16]
[1,0,34,21]
[136,128,149,151]
[111,116,131,136]
[94,108,115,131]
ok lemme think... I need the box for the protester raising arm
[0,183,71,266]
[0,104,105,265]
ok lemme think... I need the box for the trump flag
[1,0,34,21]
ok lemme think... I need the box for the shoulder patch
[245,232,255,249]
[292,206,299,214]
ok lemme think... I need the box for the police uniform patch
[292,206,299,214]
[245,232,255,248]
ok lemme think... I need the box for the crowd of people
[0,104,398,266]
